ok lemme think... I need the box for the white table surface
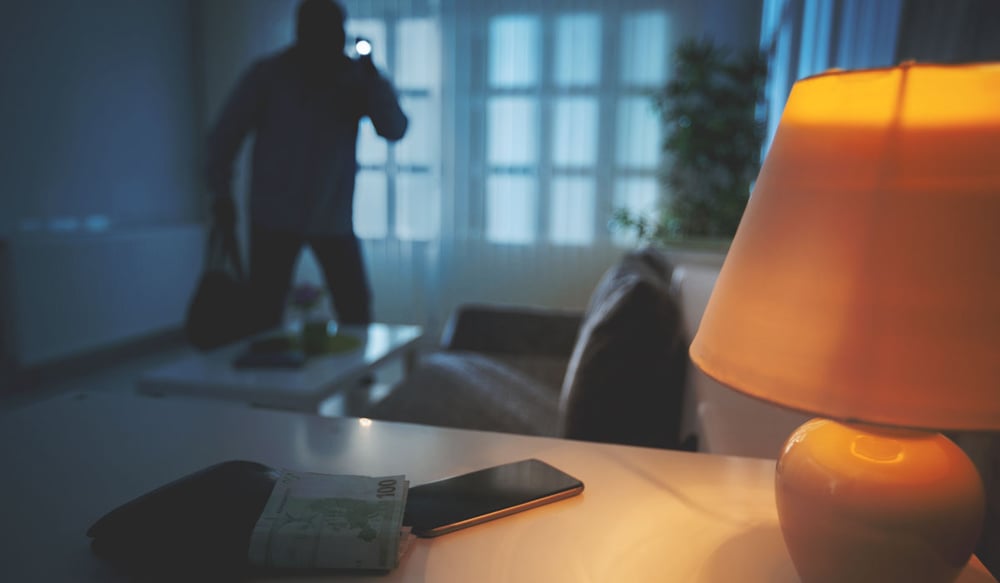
[137,323,422,411]
[0,391,994,583]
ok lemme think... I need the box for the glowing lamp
[690,62,1000,583]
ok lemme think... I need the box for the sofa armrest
[441,304,583,358]
[672,264,810,458]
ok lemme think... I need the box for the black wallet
[87,461,279,581]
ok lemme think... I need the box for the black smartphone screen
[403,458,584,537]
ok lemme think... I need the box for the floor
[0,335,404,417]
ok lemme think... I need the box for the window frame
[348,12,442,243]
[465,2,672,248]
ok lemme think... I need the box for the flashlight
[355,37,372,57]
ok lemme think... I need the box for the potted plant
[613,38,768,245]
[286,283,362,356]
[289,283,331,355]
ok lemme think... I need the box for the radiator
[5,224,205,367]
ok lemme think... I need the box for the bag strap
[206,217,245,280]
[221,219,245,280]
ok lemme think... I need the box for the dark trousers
[249,227,372,330]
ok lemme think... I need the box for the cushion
[583,246,673,317]
[557,247,688,449]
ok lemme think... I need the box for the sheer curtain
[758,0,903,151]
[427,0,701,338]
[340,0,443,330]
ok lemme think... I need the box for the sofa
[362,246,814,456]
[363,247,692,450]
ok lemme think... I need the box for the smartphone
[402,458,584,537]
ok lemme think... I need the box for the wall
[0,1,204,369]
[7,226,204,367]
[696,0,765,51]
[198,0,298,129]
[0,0,201,231]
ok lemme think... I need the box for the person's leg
[249,226,303,331]
[308,234,372,325]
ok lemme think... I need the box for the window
[350,16,441,242]
[347,3,671,247]
[476,6,670,247]
[611,10,669,244]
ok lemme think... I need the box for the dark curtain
[895,0,1000,63]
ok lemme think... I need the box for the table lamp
[690,62,1000,583]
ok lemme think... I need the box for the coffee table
[138,323,422,412]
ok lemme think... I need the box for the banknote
[248,470,410,571]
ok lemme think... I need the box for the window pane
[346,19,388,73]
[396,172,440,241]
[487,97,538,167]
[550,176,595,245]
[396,17,440,89]
[620,11,668,86]
[396,96,438,167]
[552,97,598,167]
[354,170,387,239]
[356,118,388,165]
[616,97,661,169]
[486,174,536,244]
[554,13,601,87]
[489,15,540,88]
[613,177,660,244]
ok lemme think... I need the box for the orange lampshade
[690,62,1000,431]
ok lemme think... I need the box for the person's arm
[204,62,266,198]
[362,60,408,142]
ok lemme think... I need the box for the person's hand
[358,54,377,76]
[212,195,237,231]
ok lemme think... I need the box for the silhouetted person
[205,0,407,330]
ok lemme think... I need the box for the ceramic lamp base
[775,418,985,583]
